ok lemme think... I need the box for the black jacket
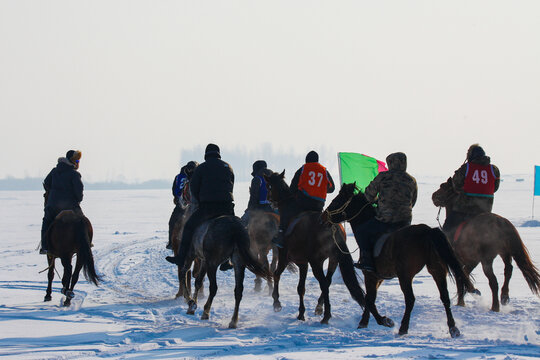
[190,156,234,204]
[43,158,83,209]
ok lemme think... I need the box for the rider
[40,150,84,254]
[353,152,417,272]
[240,160,275,226]
[165,144,235,269]
[442,144,500,234]
[166,160,199,249]
[272,150,335,248]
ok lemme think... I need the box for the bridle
[324,193,371,225]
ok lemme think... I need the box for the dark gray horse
[180,215,272,328]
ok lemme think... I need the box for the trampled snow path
[1,178,539,359]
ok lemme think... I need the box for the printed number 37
[308,171,324,187]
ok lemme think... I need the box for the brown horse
[44,210,100,306]
[263,171,366,325]
[433,178,540,311]
[171,203,203,300]
[247,210,279,294]
[324,183,473,337]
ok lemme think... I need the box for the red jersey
[298,163,330,201]
[463,163,497,197]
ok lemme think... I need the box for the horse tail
[505,219,540,295]
[233,219,273,281]
[75,219,101,286]
[428,227,474,295]
[333,226,366,308]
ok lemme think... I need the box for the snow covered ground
[1,175,539,359]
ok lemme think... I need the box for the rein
[324,195,371,225]
[331,224,359,255]
[436,206,443,229]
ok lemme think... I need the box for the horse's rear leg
[316,257,337,316]
[297,264,308,321]
[500,255,513,306]
[188,266,206,315]
[60,257,73,306]
[67,257,83,295]
[201,266,218,320]
[311,262,331,324]
[272,249,288,312]
[44,256,55,302]
[457,263,478,307]
[428,264,460,338]
[482,260,500,312]
[359,276,392,328]
[229,265,246,329]
[397,275,415,335]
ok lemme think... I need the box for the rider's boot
[39,229,48,255]
[354,252,375,273]
[166,252,186,267]
[272,230,285,249]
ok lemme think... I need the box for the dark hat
[251,160,267,176]
[467,144,485,161]
[186,161,199,170]
[305,150,319,163]
[204,143,221,160]
[66,150,82,163]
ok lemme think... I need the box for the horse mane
[432,177,457,208]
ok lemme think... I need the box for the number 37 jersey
[463,163,498,197]
[297,163,330,201]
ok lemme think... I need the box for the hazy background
[1,1,539,184]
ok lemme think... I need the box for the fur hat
[251,160,267,176]
[467,144,485,161]
[305,151,319,163]
[66,150,82,163]
[204,143,221,160]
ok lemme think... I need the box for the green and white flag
[337,152,388,193]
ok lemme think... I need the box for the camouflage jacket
[364,152,417,223]
[451,156,500,215]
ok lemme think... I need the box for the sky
[1,1,539,183]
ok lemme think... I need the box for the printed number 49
[472,170,488,184]
[308,171,324,187]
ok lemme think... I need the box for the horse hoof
[61,288,67,295]
[472,289,482,296]
[44,295,52,302]
[65,290,74,299]
[398,329,408,336]
[358,322,368,329]
[297,315,305,321]
[501,295,510,305]
[201,313,209,320]
[382,317,394,328]
[228,321,237,329]
[491,307,500,313]
[320,318,330,325]
[449,326,460,338]
[314,306,323,316]
[63,299,71,307]
[273,303,282,312]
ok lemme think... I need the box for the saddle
[373,233,392,258]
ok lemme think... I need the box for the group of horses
[42,171,540,336]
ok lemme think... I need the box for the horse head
[263,170,291,205]
[323,182,374,225]
[432,177,458,208]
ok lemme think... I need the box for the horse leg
[456,263,478,307]
[272,249,288,312]
[428,264,460,338]
[481,260,500,312]
[359,277,392,328]
[44,256,55,302]
[188,265,206,315]
[311,262,331,324]
[67,257,83,297]
[500,255,513,306]
[60,257,73,306]
[229,264,246,329]
[201,266,218,320]
[263,250,273,295]
[397,275,415,336]
[316,257,338,316]
[296,263,308,321]
[254,251,263,293]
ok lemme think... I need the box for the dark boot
[39,229,48,255]
[354,252,375,272]
[272,230,285,249]
[165,241,173,250]
[166,252,185,267]
[219,259,233,271]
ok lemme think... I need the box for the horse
[44,210,101,306]
[323,183,473,337]
[180,215,273,328]
[433,178,540,312]
[246,210,279,294]
[263,171,366,325]
[170,203,203,300]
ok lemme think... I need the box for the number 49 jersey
[463,163,498,198]
[297,163,330,201]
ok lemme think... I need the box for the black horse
[323,183,473,337]
[180,215,273,328]
[44,210,101,306]
[264,171,366,324]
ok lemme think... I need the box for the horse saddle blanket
[285,211,320,236]
[373,233,391,258]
